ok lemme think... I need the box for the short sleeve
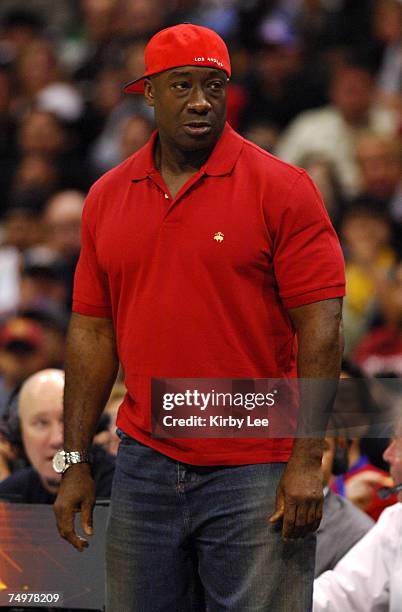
[272,171,345,309]
[72,189,112,318]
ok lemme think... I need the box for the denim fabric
[105,430,315,612]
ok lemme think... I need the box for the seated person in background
[355,131,402,228]
[313,427,402,611]
[331,361,397,520]
[353,259,402,377]
[315,436,374,577]
[0,369,114,503]
[340,199,396,354]
[0,316,51,419]
[93,381,126,456]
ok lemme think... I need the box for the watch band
[64,450,91,465]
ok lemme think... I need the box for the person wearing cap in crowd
[313,426,402,611]
[54,24,345,611]
[0,369,114,503]
[0,316,49,419]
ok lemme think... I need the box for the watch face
[52,451,66,474]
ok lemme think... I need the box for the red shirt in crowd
[73,123,345,465]
[353,325,402,377]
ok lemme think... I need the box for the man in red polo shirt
[54,24,345,611]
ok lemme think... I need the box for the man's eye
[32,419,48,428]
[172,82,190,90]
[209,81,224,90]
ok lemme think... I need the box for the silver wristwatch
[52,450,91,474]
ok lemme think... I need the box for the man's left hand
[269,458,324,540]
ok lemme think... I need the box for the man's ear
[144,79,155,107]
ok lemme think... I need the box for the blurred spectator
[119,115,153,161]
[315,436,374,578]
[92,66,125,119]
[0,68,17,205]
[0,316,49,418]
[0,9,44,65]
[43,190,85,304]
[340,199,396,353]
[244,14,325,130]
[19,246,69,312]
[0,3,73,45]
[94,382,126,456]
[72,0,121,85]
[44,190,84,259]
[11,153,59,204]
[242,120,279,154]
[15,37,84,123]
[0,246,20,315]
[0,369,115,502]
[299,154,345,225]
[331,364,397,521]
[374,0,402,112]
[313,427,402,611]
[88,40,152,175]
[353,259,402,377]
[19,305,67,369]
[116,0,168,40]
[16,109,89,192]
[355,131,402,226]
[276,59,397,197]
[81,0,119,44]
[18,109,66,157]
[1,206,44,251]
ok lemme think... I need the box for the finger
[282,500,296,540]
[269,489,285,523]
[299,501,320,538]
[54,505,88,552]
[306,501,317,528]
[305,500,322,534]
[81,499,94,536]
[290,502,312,539]
[356,472,393,487]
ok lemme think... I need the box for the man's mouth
[183,122,212,136]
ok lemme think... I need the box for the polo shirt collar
[203,123,244,176]
[130,122,243,181]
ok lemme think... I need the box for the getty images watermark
[151,378,298,438]
[162,388,277,428]
[151,378,402,439]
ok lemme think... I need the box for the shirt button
[164,193,169,199]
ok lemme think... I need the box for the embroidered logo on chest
[213,231,224,243]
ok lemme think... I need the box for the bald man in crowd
[0,369,114,503]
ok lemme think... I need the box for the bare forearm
[289,298,344,461]
[63,313,119,452]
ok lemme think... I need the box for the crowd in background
[0,0,401,570]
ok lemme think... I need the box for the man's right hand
[53,463,96,552]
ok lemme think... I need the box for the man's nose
[49,423,64,449]
[383,442,393,463]
[187,85,212,113]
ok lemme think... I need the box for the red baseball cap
[124,23,231,94]
[0,318,43,350]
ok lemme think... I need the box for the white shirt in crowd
[275,105,397,197]
[313,503,402,612]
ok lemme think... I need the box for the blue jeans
[105,430,315,611]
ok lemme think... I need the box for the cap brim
[3,337,40,350]
[123,77,146,94]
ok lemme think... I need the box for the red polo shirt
[73,123,345,465]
